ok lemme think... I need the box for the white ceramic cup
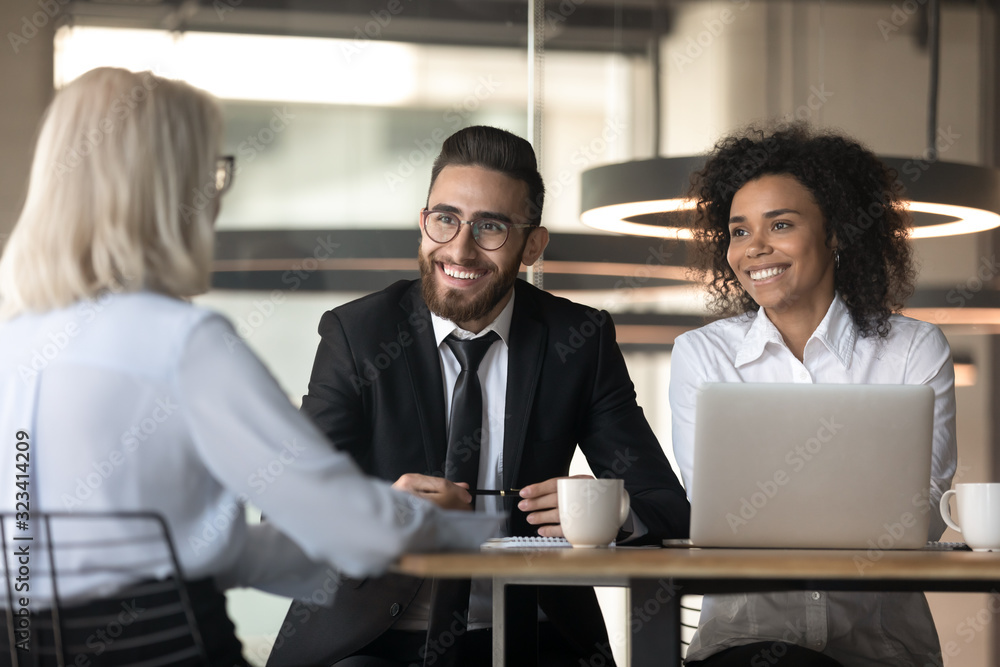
[940,483,1000,552]
[557,478,630,548]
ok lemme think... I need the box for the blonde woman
[0,67,490,665]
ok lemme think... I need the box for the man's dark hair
[428,126,545,225]
[689,122,915,339]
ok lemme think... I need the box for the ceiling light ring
[580,157,1000,240]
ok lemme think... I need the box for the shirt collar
[431,291,515,347]
[734,310,782,367]
[813,295,857,368]
[734,295,857,369]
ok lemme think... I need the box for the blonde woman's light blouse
[0,291,490,604]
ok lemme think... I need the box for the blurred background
[1,0,998,664]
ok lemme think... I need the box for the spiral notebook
[481,536,572,549]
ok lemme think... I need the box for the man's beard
[418,246,520,325]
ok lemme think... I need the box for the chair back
[0,511,210,666]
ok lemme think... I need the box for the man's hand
[517,474,593,537]
[392,473,473,511]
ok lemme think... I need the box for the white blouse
[669,296,957,667]
[0,291,491,604]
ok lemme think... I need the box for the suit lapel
[502,282,546,493]
[400,280,546,487]
[399,282,449,476]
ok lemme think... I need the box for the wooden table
[395,546,1000,666]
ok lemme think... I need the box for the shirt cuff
[616,509,649,544]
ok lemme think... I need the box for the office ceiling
[67,0,666,52]
[66,0,993,52]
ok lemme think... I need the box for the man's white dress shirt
[669,296,957,667]
[397,292,647,631]
[394,294,514,630]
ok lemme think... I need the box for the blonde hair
[0,67,223,318]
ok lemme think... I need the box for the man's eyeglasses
[215,155,235,194]
[420,208,535,251]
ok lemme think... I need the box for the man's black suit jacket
[267,279,689,666]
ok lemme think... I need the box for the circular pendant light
[579,156,1000,240]
[580,0,1000,242]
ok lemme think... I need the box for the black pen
[473,488,522,497]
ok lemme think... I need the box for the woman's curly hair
[689,123,915,338]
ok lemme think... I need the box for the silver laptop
[689,383,934,549]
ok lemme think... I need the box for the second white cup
[557,478,630,548]
[940,483,1000,552]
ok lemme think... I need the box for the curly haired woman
[670,124,956,667]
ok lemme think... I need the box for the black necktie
[443,331,499,495]
[425,331,499,666]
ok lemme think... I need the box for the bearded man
[266,126,689,667]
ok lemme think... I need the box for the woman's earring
[835,250,840,268]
